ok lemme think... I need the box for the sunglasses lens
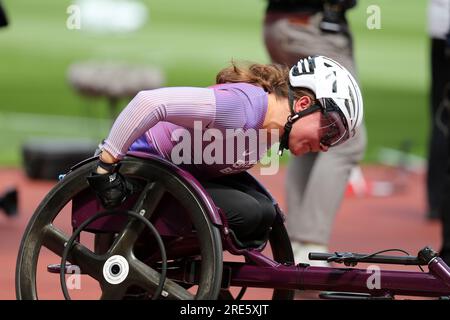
[319,111,348,147]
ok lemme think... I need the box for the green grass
[0,0,431,166]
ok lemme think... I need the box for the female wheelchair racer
[88,55,362,246]
[25,55,439,300]
[16,56,450,300]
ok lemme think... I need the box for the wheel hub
[103,255,129,285]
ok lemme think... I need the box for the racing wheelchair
[15,152,450,300]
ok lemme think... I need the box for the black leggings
[201,176,277,242]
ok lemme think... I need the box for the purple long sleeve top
[101,83,272,178]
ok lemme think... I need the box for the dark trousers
[202,175,276,243]
[427,39,450,218]
[431,38,450,262]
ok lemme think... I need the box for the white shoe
[291,241,330,267]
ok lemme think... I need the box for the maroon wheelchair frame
[70,152,450,299]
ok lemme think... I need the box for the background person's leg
[427,38,449,219]
[0,1,8,28]
[286,128,366,247]
[264,10,366,266]
[439,36,450,264]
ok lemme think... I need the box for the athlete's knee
[256,197,277,233]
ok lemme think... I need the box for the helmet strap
[278,86,322,156]
[288,85,296,114]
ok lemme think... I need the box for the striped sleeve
[102,87,216,159]
[212,88,247,130]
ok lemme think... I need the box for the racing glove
[86,161,133,209]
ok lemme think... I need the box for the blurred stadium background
[0,0,429,166]
[1,0,442,300]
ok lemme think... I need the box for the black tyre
[16,156,223,300]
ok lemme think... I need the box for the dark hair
[216,61,315,101]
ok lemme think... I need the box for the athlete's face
[288,96,329,156]
[289,110,329,156]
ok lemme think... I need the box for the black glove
[86,163,133,209]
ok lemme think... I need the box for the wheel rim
[16,157,223,300]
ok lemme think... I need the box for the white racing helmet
[289,55,364,139]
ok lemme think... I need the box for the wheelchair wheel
[16,156,223,300]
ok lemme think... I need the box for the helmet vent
[348,87,355,110]
[308,57,316,71]
[344,99,352,116]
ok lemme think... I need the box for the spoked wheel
[16,156,223,300]
[220,214,295,300]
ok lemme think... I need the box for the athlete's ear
[293,95,312,113]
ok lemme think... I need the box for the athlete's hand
[86,163,133,209]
